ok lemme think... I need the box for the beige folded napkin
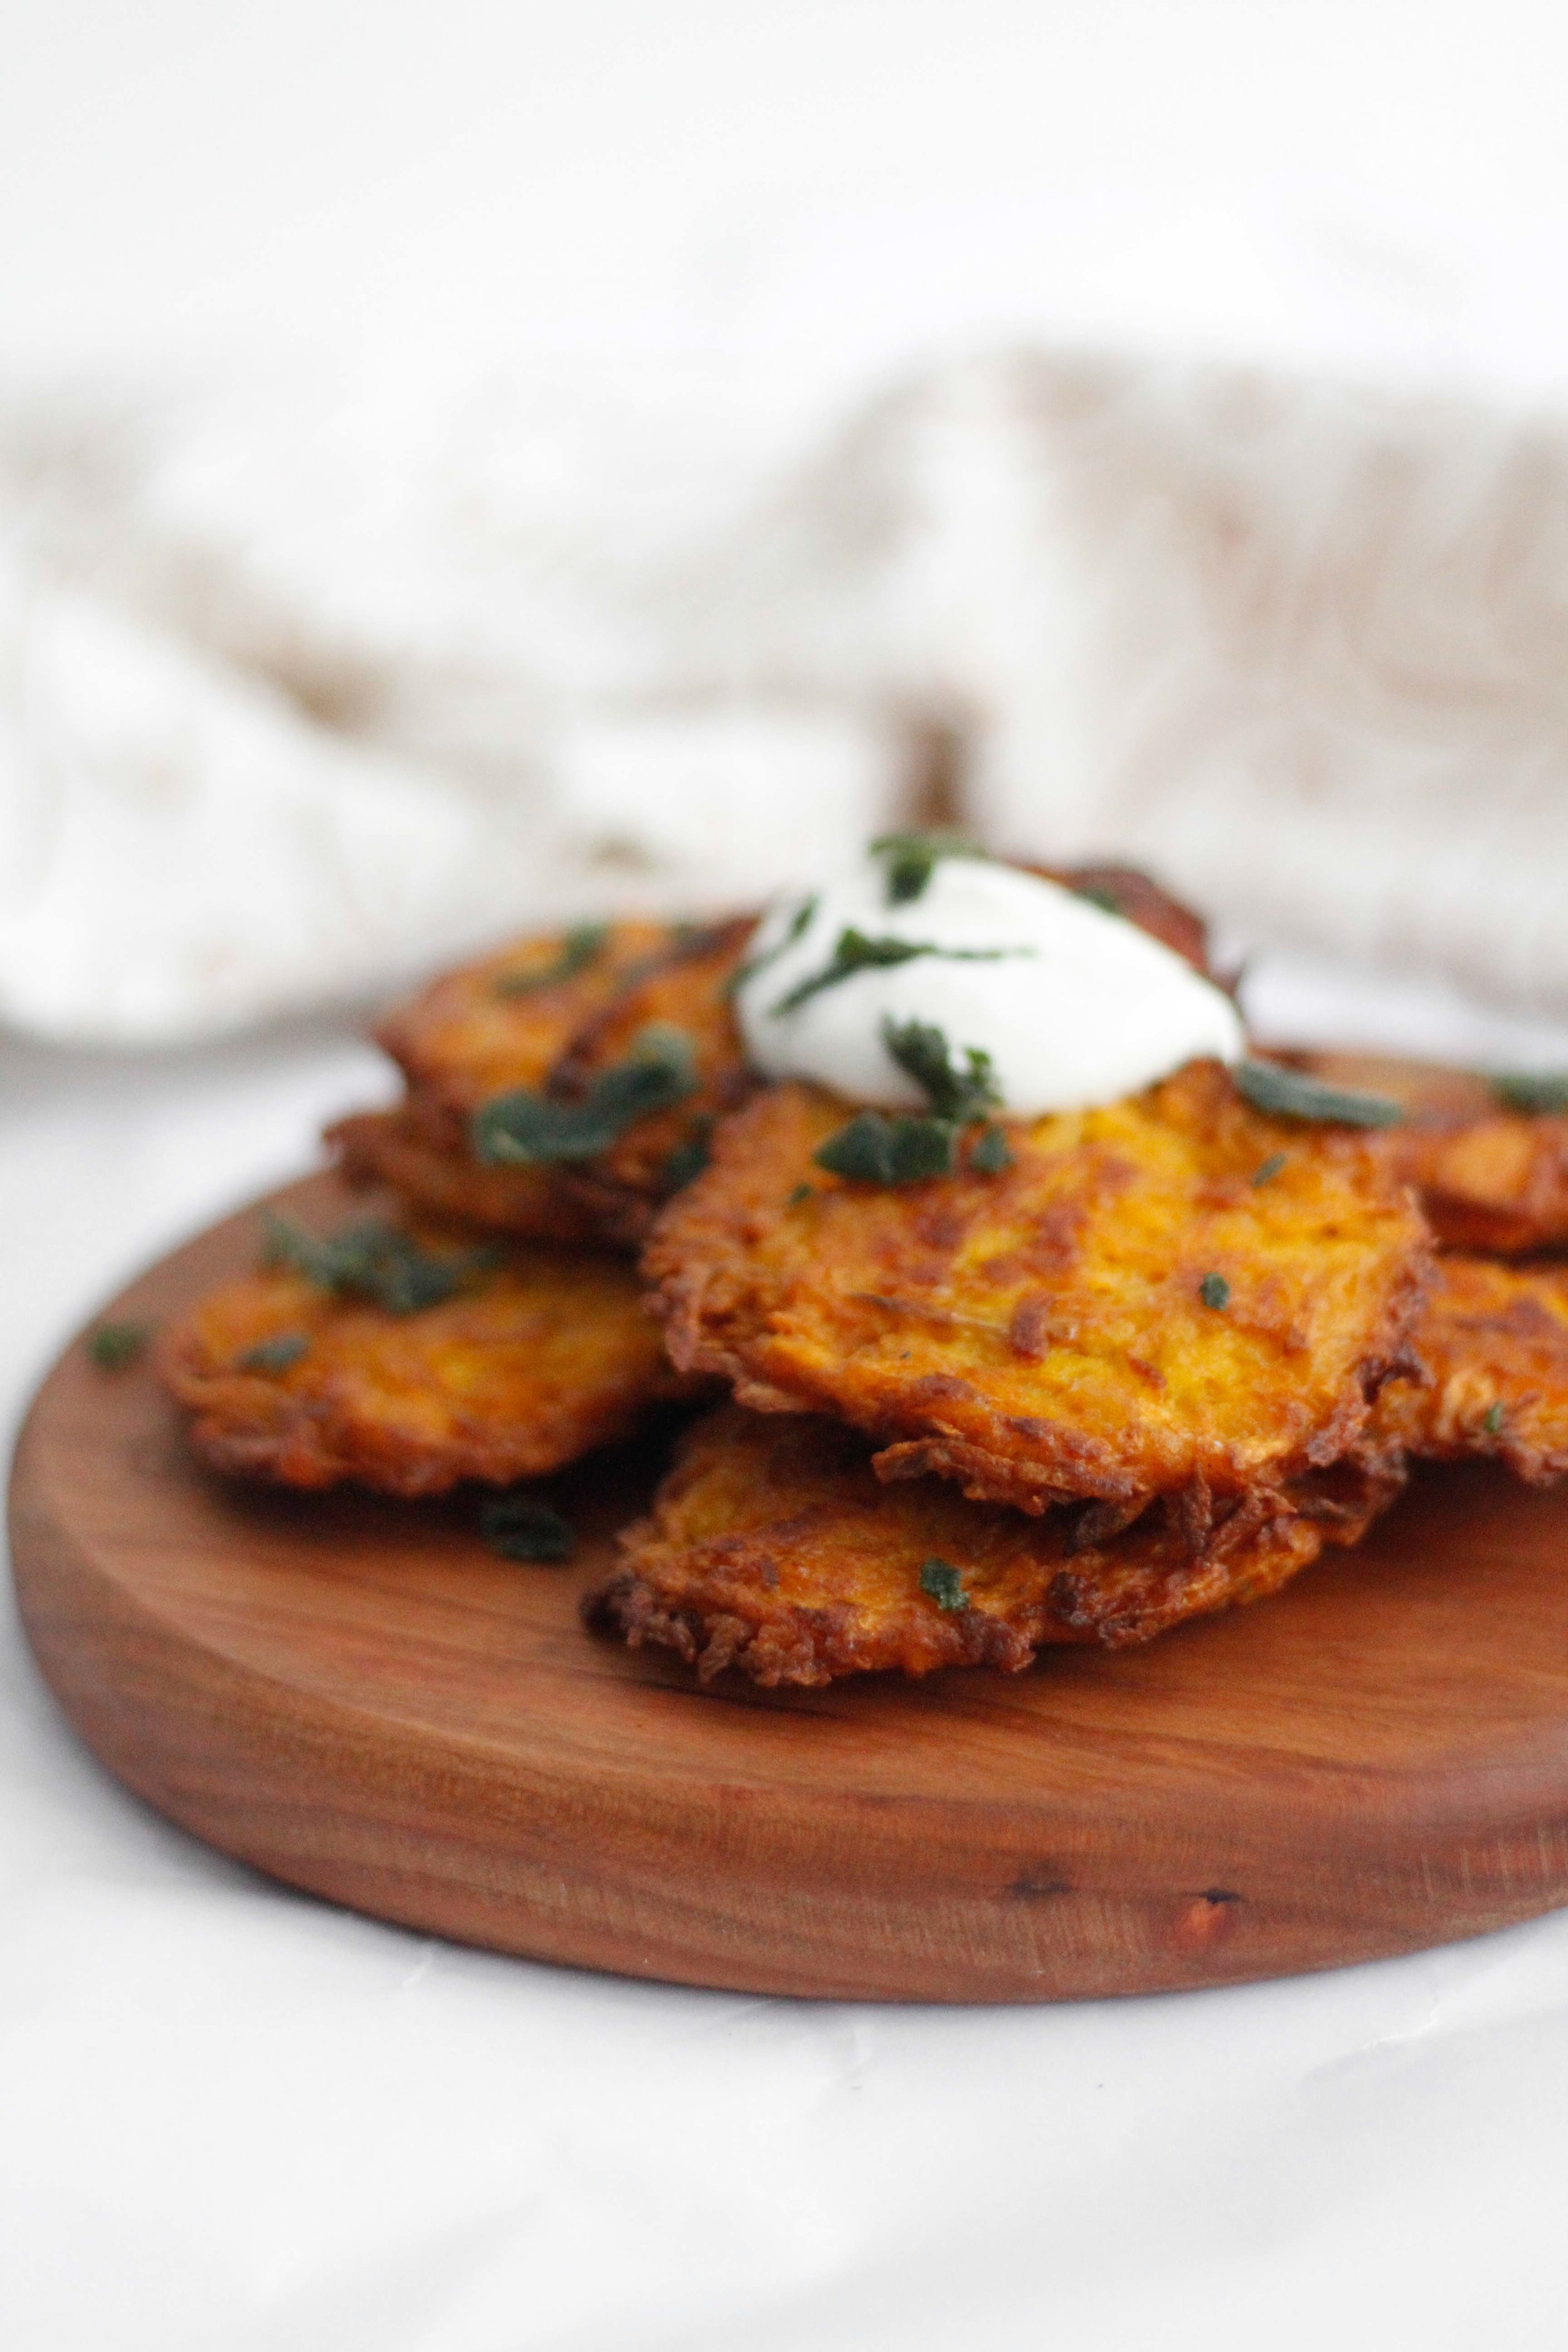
[4,350,1566,1044]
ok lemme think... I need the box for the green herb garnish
[970,1123,1014,1174]
[239,1332,310,1374]
[1072,886,1121,916]
[919,1557,968,1611]
[868,831,984,905]
[493,923,608,997]
[1251,1152,1288,1187]
[726,896,818,998]
[814,1110,958,1185]
[480,1494,575,1562]
[472,1022,699,1166]
[659,1119,713,1194]
[262,1216,497,1315]
[1492,1072,1568,1114]
[881,1017,1001,1124]
[1199,1273,1231,1310]
[88,1320,149,1372]
[1483,1402,1506,1437]
[1234,1060,1402,1128]
[787,1182,814,1207]
[771,928,1030,1015]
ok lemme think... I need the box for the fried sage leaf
[472,1022,699,1166]
[261,1216,497,1315]
[867,830,985,905]
[1492,1071,1568,1115]
[881,1016,1002,1124]
[813,1108,960,1185]
[492,923,608,998]
[1234,1059,1402,1129]
[480,1493,576,1562]
[771,928,1030,1015]
[918,1557,969,1611]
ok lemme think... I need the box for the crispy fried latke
[378,918,677,1109]
[1372,1253,1568,1483]
[645,1061,1431,1521]
[328,1099,603,1242]
[1288,1049,1568,1254]
[359,916,758,1244]
[586,1404,1402,1685]
[159,1221,692,1495]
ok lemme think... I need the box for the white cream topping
[734,853,1244,1117]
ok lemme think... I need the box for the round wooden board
[12,1172,1568,2004]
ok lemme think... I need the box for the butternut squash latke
[159,1215,692,1495]
[586,1404,1402,1686]
[339,916,757,1246]
[645,1061,1431,1522]
[1372,1252,1568,1483]
[1291,1050,1568,1256]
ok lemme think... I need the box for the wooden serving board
[13,1172,1568,2003]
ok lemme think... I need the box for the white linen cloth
[4,987,1568,2350]
[8,348,1568,1046]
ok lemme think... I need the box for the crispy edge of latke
[584,1406,1404,1687]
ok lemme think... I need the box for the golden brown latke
[645,1061,1431,1522]
[378,918,677,1110]
[328,1098,602,1242]
[587,1404,1402,1686]
[353,916,758,1245]
[1372,1253,1568,1484]
[1287,1050,1568,1255]
[159,1220,692,1496]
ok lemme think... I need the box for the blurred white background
[9,1,1568,1044]
[6,0,1568,398]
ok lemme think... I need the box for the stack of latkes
[159,862,1568,1688]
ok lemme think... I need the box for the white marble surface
[6,991,1568,2350]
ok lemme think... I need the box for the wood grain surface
[11,1171,1568,2003]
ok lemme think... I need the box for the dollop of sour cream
[734,852,1244,1118]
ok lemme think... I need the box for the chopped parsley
[771,928,1030,1015]
[881,1017,1001,1124]
[1199,1273,1231,1310]
[239,1332,310,1375]
[868,830,985,905]
[471,1022,698,1165]
[919,1557,969,1611]
[726,896,818,997]
[1251,1151,1288,1187]
[1234,1059,1402,1129]
[88,1320,150,1372]
[262,1216,497,1315]
[970,1123,1015,1174]
[1492,1072,1568,1115]
[1483,1402,1506,1437]
[814,1110,958,1185]
[493,923,608,997]
[480,1493,575,1562]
